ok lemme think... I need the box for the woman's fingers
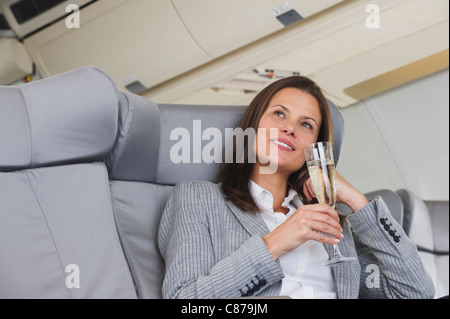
[311,230,342,245]
[299,203,340,223]
[294,206,343,239]
[263,204,343,260]
[303,178,315,201]
[307,219,343,242]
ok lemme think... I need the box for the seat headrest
[365,189,404,225]
[107,93,345,186]
[0,66,118,172]
[396,189,434,250]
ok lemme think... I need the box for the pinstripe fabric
[158,181,435,299]
[347,199,435,298]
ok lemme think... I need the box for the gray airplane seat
[364,189,404,225]
[0,67,137,298]
[105,94,248,298]
[0,66,346,299]
[396,189,449,298]
[105,88,346,299]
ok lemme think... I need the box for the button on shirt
[250,181,337,299]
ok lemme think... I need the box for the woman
[158,76,434,299]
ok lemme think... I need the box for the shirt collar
[249,180,302,213]
[283,188,299,207]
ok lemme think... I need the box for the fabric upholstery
[0,67,136,299]
[365,189,404,225]
[0,163,137,298]
[426,201,449,298]
[0,67,118,171]
[396,189,445,298]
[110,181,173,299]
[426,201,450,252]
[106,92,161,183]
[397,189,434,250]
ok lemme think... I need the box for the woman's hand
[262,204,343,260]
[303,171,369,212]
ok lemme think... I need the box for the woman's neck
[251,170,290,214]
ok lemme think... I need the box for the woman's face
[254,87,322,176]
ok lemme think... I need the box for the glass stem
[333,244,343,257]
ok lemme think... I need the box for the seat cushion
[0,163,136,298]
[110,181,173,299]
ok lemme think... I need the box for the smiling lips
[270,138,295,151]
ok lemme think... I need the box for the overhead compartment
[20,0,449,106]
[308,11,449,106]
[172,0,343,58]
[22,0,345,93]
[147,0,449,107]
[257,0,450,106]
[23,0,212,93]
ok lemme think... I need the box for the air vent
[10,0,67,24]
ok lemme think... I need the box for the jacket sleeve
[158,181,284,299]
[347,197,435,299]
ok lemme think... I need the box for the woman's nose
[281,125,295,136]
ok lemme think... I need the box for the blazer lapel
[226,200,270,237]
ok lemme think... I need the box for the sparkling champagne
[305,142,356,266]
[307,159,336,208]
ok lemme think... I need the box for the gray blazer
[158,180,435,299]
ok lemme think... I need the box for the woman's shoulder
[172,180,225,202]
[160,181,225,237]
[175,180,221,192]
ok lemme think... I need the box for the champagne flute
[304,141,356,266]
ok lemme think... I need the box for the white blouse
[249,180,337,299]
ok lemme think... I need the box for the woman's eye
[274,110,285,118]
[301,122,313,129]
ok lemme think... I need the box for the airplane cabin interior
[0,0,448,300]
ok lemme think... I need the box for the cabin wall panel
[339,69,449,201]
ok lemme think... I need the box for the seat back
[365,189,404,225]
[425,200,449,298]
[0,67,137,298]
[396,189,444,298]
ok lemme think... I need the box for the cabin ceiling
[1,0,448,107]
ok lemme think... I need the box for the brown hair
[218,76,333,213]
